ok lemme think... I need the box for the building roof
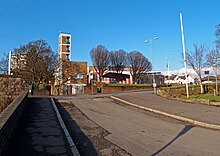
[59,32,71,36]
[103,72,130,81]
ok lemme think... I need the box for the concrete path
[113,91,220,126]
[4,97,73,156]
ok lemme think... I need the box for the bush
[159,85,201,98]
[0,96,13,113]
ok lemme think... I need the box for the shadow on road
[54,99,98,156]
[151,124,194,156]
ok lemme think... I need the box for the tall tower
[58,32,71,62]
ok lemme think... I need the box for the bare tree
[186,44,206,93]
[203,24,220,95]
[128,51,152,84]
[0,53,9,74]
[110,49,127,73]
[206,48,220,95]
[90,45,110,82]
[11,40,57,86]
[215,24,220,49]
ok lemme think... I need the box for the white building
[10,52,27,75]
[176,75,195,85]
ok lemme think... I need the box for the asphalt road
[65,92,220,156]
[114,91,220,125]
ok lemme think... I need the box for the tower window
[66,54,70,60]
[66,46,70,51]
[66,37,70,43]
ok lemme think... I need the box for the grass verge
[190,94,220,102]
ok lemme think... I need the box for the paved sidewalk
[4,97,72,156]
[113,91,220,126]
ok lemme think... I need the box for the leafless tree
[11,40,57,87]
[186,44,206,93]
[0,53,9,74]
[206,48,220,94]
[215,24,220,49]
[110,49,127,73]
[90,45,110,82]
[209,24,220,94]
[128,51,152,84]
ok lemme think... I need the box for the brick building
[87,66,133,84]
[54,32,87,95]
[58,32,71,61]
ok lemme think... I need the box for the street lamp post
[145,37,158,94]
[166,52,171,85]
[179,11,189,99]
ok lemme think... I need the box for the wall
[0,75,25,98]
[84,86,153,94]
[62,61,87,84]
[0,91,28,155]
[53,61,88,95]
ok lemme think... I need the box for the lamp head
[154,37,158,40]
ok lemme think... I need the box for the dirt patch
[55,100,131,156]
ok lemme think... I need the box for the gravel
[55,99,131,156]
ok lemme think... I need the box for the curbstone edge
[110,96,220,130]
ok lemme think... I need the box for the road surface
[57,92,220,156]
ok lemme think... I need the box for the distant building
[87,67,166,85]
[58,32,71,61]
[54,61,87,95]
[177,75,195,85]
[164,74,195,85]
[54,32,87,95]
[10,52,27,75]
[87,66,133,84]
[140,73,165,85]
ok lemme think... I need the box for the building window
[66,37,70,44]
[66,46,70,52]
[66,54,70,60]
[73,74,83,79]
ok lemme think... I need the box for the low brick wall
[84,86,153,94]
[0,91,28,155]
[0,75,25,98]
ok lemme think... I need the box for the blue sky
[0,0,219,70]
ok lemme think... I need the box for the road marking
[110,96,220,130]
[51,98,80,156]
